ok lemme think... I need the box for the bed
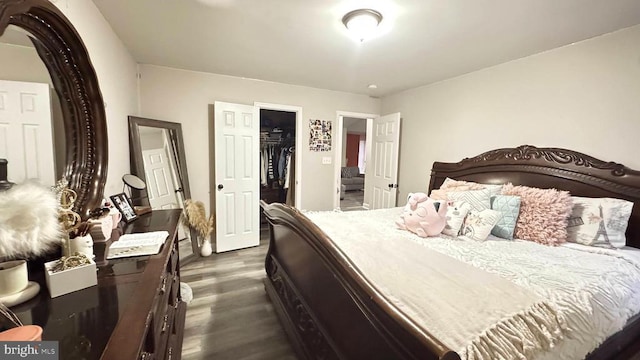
[260,145,640,360]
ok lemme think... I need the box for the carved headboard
[428,145,640,249]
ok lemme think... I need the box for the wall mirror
[0,0,108,219]
[128,116,198,263]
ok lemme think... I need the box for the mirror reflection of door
[0,25,65,185]
[138,126,189,241]
[139,127,183,209]
[129,117,197,263]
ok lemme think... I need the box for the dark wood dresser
[9,210,187,360]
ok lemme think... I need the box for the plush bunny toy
[396,192,448,237]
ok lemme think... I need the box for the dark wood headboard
[428,145,640,249]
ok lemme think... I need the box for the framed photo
[110,193,138,223]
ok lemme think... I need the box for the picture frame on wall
[110,193,138,223]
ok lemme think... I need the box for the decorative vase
[200,240,212,257]
[67,234,95,260]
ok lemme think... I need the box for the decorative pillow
[430,178,485,200]
[442,201,472,236]
[501,184,573,246]
[566,196,633,248]
[483,184,504,197]
[460,209,503,241]
[446,189,492,212]
[490,195,521,239]
[341,167,352,178]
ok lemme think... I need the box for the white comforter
[305,208,640,360]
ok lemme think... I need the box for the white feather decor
[182,199,214,241]
[0,182,63,259]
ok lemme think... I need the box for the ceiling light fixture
[342,8,383,42]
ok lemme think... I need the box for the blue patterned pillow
[490,195,521,239]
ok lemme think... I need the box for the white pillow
[460,209,502,242]
[442,201,472,237]
[447,189,492,212]
[566,196,633,248]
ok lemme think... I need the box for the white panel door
[214,101,260,253]
[0,80,54,185]
[142,148,180,209]
[366,113,401,209]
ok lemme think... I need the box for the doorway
[340,117,367,211]
[212,101,302,253]
[255,102,303,209]
[335,111,401,210]
[259,109,297,207]
[335,111,377,210]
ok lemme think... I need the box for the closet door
[213,101,260,252]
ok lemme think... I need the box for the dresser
[9,210,187,360]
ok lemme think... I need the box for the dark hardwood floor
[180,227,298,360]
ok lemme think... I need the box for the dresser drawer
[154,276,176,344]
[167,243,178,274]
[164,333,179,360]
[165,301,187,360]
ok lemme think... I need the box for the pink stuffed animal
[396,193,448,237]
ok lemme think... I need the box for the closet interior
[260,109,296,207]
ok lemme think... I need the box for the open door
[365,112,401,209]
[213,101,260,252]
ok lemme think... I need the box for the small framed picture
[109,193,138,223]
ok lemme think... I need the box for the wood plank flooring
[180,228,298,360]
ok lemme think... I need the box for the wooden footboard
[260,201,460,360]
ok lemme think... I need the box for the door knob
[217,184,224,190]
[175,187,183,193]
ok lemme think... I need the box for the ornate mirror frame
[0,0,108,219]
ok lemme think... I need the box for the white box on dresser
[44,259,97,298]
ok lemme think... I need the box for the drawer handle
[139,351,151,360]
[160,276,167,294]
[161,314,169,333]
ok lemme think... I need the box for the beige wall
[55,0,139,197]
[138,65,380,211]
[382,25,640,204]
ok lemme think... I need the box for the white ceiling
[92,0,640,97]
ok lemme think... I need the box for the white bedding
[305,207,640,360]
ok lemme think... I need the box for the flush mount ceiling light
[342,8,383,42]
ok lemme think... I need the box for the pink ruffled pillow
[501,184,573,246]
[430,178,485,201]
